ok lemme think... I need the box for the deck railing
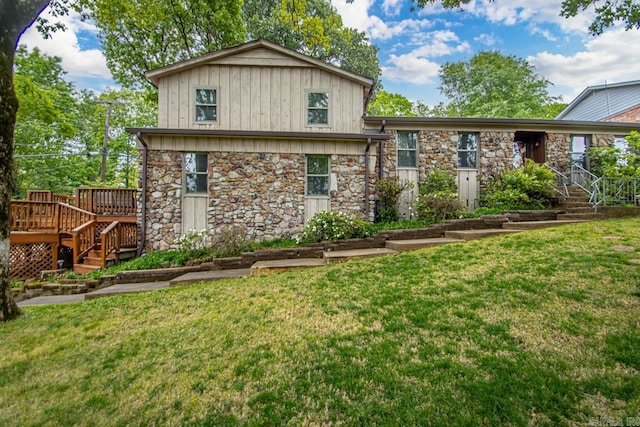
[76,188,138,216]
[9,201,59,232]
[59,203,96,234]
[27,190,76,205]
[72,220,97,263]
[100,221,138,267]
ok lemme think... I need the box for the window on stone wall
[195,88,217,122]
[570,134,591,168]
[306,155,330,196]
[458,133,478,168]
[184,153,208,194]
[614,135,629,166]
[397,131,418,168]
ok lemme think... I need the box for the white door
[182,195,209,232]
[458,170,479,211]
[397,169,419,220]
[304,198,330,222]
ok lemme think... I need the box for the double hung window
[195,88,217,122]
[306,155,330,196]
[184,153,208,194]
[307,92,329,125]
[458,133,478,168]
[397,131,418,168]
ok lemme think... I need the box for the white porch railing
[544,164,569,201]
[570,162,639,207]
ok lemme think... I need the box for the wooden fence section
[76,188,138,216]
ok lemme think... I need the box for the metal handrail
[544,164,569,201]
[570,163,599,198]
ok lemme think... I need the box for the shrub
[296,211,373,243]
[413,170,465,222]
[212,226,250,258]
[483,160,556,210]
[175,229,211,252]
[375,178,413,223]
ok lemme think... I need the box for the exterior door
[458,170,479,211]
[304,155,332,222]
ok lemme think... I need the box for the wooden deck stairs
[9,189,139,279]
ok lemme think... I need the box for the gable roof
[555,80,640,121]
[145,39,374,88]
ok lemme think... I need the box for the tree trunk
[0,0,51,321]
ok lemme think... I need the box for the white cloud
[528,29,640,101]
[19,7,112,81]
[474,33,499,46]
[382,30,471,84]
[382,54,441,84]
[382,0,404,16]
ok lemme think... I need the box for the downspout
[135,132,148,257]
[364,138,372,218]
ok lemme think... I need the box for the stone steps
[385,237,464,252]
[169,268,251,286]
[502,219,589,230]
[557,213,605,220]
[249,258,326,276]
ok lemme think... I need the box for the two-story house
[129,39,638,251]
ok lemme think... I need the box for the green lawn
[2,219,640,426]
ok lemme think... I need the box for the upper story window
[184,153,208,194]
[397,131,418,168]
[306,155,330,196]
[457,133,478,168]
[307,92,329,125]
[195,88,217,122]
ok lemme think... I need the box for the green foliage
[375,178,413,223]
[483,160,556,210]
[175,229,211,252]
[80,0,246,88]
[437,51,559,118]
[297,211,373,243]
[244,0,381,81]
[367,91,417,117]
[588,131,640,178]
[413,170,465,222]
[211,226,250,258]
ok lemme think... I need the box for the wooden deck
[10,189,139,280]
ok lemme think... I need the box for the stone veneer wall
[144,150,374,250]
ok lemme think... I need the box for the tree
[78,0,246,88]
[412,0,640,36]
[367,91,417,116]
[244,0,381,80]
[1,0,53,321]
[437,51,559,118]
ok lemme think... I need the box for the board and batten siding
[144,135,369,156]
[157,64,366,134]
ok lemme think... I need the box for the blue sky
[21,0,640,107]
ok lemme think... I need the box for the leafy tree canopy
[367,91,417,116]
[437,50,560,118]
[412,0,640,36]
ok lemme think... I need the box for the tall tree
[244,0,380,80]
[437,51,559,118]
[78,0,246,88]
[412,0,640,36]
[0,0,52,321]
[367,91,417,116]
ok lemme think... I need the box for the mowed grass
[2,219,640,426]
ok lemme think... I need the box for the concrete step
[169,269,250,286]
[250,258,326,276]
[323,247,397,264]
[444,228,522,241]
[385,237,464,252]
[502,220,590,230]
[557,213,606,220]
[85,281,171,300]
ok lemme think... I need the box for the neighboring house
[556,80,640,123]
[128,39,639,251]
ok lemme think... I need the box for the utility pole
[94,100,124,182]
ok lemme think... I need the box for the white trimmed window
[184,153,208,194]
[195,88,217,122]
[307,92,329,125]
[458,133,478,168]
[570,134,590,167]
[306,155,330,196]
[397,131,418,168]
